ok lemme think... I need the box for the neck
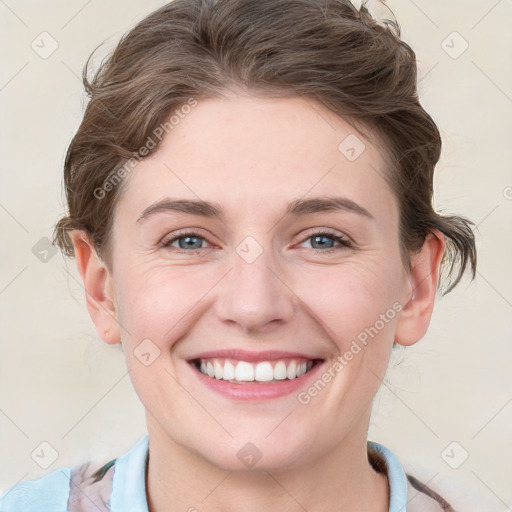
[145,414,389,512]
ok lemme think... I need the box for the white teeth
[196,357,317,383]
[273,361,288,380]
[286,361,297,379]
[297,362,307,377]
[222,361,236,380]
[214,361,223,379]
[255,362,274,381]
[235,361,254,381]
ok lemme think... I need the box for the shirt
[0,435,456,512]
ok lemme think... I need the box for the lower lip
[188,361,324,401]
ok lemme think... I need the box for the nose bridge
[215,234,295,332]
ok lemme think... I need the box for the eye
[160,229,354,254]
[161,231,213,253]
[298,230,354,253]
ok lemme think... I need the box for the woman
[0,0,479,510]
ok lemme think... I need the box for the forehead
[117,95,396,224]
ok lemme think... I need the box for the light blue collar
[368,441,409,512]
[110,435,150,512]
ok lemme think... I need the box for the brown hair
[53,0,476,295]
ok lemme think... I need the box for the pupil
[180,236,201,249]
[313,235,333,249]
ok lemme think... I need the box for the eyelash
[160,229,354,255]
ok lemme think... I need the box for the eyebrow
[136,196,374,223]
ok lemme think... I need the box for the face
[106,95,411,471]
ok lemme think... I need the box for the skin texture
[71,95,445,512]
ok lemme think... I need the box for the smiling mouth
[190,357,323,384]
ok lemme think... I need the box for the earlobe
[394,230,446,347]
[70,230,121,345]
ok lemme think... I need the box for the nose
[214,243,296,335]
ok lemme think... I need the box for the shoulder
[368,441,500,512]
[0,436,149,512]
[0,458,117,512]
[405,473,458,512]
[0,466,73,512]
[405,469,501,512]
[68,457,116,511]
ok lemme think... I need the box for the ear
[70,230,120,345]
[394,229,446,346]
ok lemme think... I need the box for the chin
[189,433,314,474]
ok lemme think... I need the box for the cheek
[301,263,400,403]
[115,263,213,347]
[298,258,402,343]
[114,267,203,408]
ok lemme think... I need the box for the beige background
[1,0,511,509]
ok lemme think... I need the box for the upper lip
[186,349,323,362]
